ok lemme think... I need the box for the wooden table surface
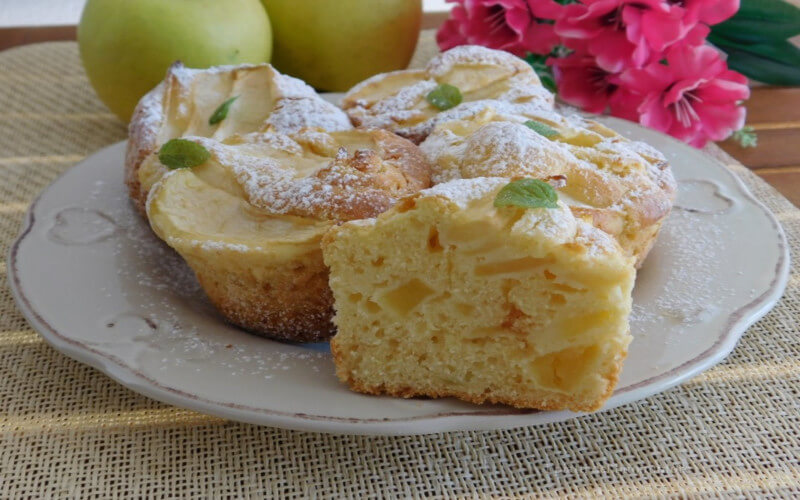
[2,25,798,207]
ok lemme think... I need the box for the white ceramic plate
[8,117,789,435]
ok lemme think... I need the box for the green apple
[263,0,421,91]
[78,0,272,122]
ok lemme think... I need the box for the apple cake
[419,107,676,267]
[341,45,554,144]
[323,177,635,411]
[127,62,353,214]
[145,128,431,342]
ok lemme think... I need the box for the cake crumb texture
[323,178,635,411]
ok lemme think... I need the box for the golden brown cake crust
[125,82,164,215]
[197,246,335,343]
[331,340,625,412]
[292,128,432,222]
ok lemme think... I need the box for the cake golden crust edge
[125,81,164,215]
[194,245,335,343]
[330,340,626,412]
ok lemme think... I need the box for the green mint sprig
[158,139,210,170]
[494,178,559,209]
[209,96,239,125]
[524,120,559,138]
[426,84,462,111]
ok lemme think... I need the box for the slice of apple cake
[322,177,636,411]
[144,128,431,342]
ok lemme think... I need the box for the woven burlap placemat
[1,36,798,498]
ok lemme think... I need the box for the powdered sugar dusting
[425,45,531,78]
[167,62,266,86]
[272,72,318,98]
[418,99,675,266]
[571,221,621,258]
[651,208,732,324]
[127,62,353,200]
[265,97,352,133]
[188,131,422,222]
[422,120,577,184]
[342,45,554,143]
[422,177,506,208]
[350,80,437,131]
[125,81,166,187]
[419,177,616,257]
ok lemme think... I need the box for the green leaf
[523,53,557,93]
[732,126,758,148]
[494,178,559,210]
[524,120,559,138]
[711,0,800,42]
[710,34,800,85]
[713,19,800,43]
[711,34,800,65]
[736,0,800,20]
[208,96,238,125]
[725,49,800,85]
[425,83,463,110]
[158,139,211,170]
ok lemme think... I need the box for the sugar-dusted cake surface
[419,107,676,267]
[127,62,353,214]
[341,45,554,144]
[323,178,636,411]
[145,128,431,342]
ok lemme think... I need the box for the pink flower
[625,0,738,54]
[616,44,749,147]
[555,0,739,71]
[437,0,564,56]
[683,0,740,25]
[550,47,633,116]
[555,0,662,72]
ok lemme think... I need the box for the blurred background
[0,1,450,28]
[2,0,800,206]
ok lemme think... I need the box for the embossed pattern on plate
[8,117,790,435]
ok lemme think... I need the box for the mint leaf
[494,178,559,209]
[524,120,559,138]
[426,83,462,110]
[732,126,758,148]
[209,96,238,125]
[158,139,210,170]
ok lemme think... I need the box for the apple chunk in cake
[322,178,636,411]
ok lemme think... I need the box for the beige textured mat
[0,39,798,498]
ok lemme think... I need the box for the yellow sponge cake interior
[323,178,636,411]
